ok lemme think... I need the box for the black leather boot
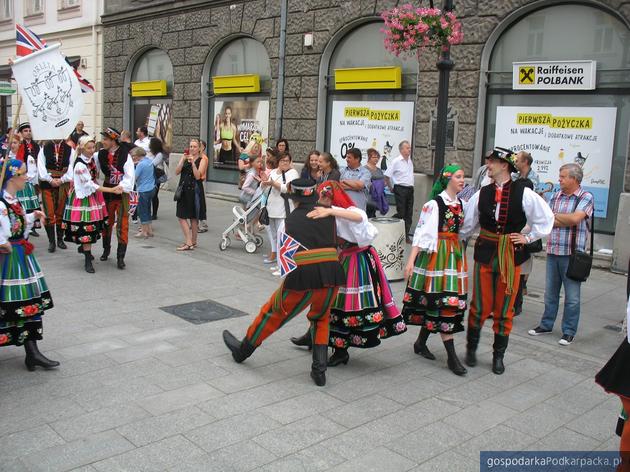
[78,245,94,260]
[30,228,39,237]
[311,344,328,386]
[84,251,95,273]
[492,334,509,375]
[222,330,256,363]
[117,244,127,270]
[465,327,480,367]
[24,339,60,371]
[45,225,55,253]
[290,329,312,349]
[100,241,110,261]
[56,226,67,249]
[413,327,436,360]
[443,338,467,376]
[327,348,349,367]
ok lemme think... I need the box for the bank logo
[519,66,535,85]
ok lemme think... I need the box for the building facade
[100,0,630,262]
[0,0,104,135]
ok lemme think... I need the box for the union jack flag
[16,24,95,93]
[16,24,46,57]
[277,232,303,277]
[128,191,139,217]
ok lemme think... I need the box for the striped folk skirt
[16,182,40,212]
[402,233,468,334]
[0,240,53,347]
[329,245,406,349]
[61,190,108,244]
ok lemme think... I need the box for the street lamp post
[432,0,454,179]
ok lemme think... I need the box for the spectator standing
[385,140,414,242]
[300,150,321,181]
[340,148,371,211]
[261,151,299,275]
[528,163,594,345]
[134,126,150,152]
[513,151,541,192]
[148,137,165,220]
[175,139,208,251]
[364,148,388,218]
[318,152,340,183]
[131,147,156,239]
[69,121,88,146]
[275,138,289,154]
[120,130,133,145]
[472,151,493,191]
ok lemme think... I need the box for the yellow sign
[519,66,535,85]
[344,107,400,121]
[516,113,592,129]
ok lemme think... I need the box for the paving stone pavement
[0,195,627,472]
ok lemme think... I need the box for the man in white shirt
[385,140,414,243]
[134,126,150,152]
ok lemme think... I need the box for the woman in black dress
[175,139,208,251]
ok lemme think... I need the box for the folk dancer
[291,180,406,366]
[0,159,58,371]
[37,139,74,252]
[223,178,345,386]
[16,123,41,236]
[460,147,554,375]
[97,128,135,269]
[402,165,469,376]
[62,136,123,273]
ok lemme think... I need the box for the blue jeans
[540,254,582,336]
[138,189,155,224]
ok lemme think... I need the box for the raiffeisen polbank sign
[512,60,596,90]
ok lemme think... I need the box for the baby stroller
[219,192,265,253]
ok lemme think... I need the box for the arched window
[323,21,418,167]
[482,3,630,233]
[128,48,174,142]
[206,37,271,184]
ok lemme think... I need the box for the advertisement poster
[11,43,84,140]
[147,103,173,151]
[494,106,616,218]
[212,99,269,169]
[329,100,415,169]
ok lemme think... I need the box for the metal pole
[433,0,454,179]
[275,0,288,141]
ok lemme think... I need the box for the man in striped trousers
[223,179,345,387]
[460,147,554,375]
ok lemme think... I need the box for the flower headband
[430,163,462,199]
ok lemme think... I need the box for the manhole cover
[160,299,250,324]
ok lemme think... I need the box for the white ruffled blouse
[0,191,35,244]
[334,206,378,247]
[73,154,101,199]
[412,191,463,253]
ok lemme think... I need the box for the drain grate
[160,299,250,324]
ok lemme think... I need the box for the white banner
[494,106,617,218]
[11,43,84,140]
[329,100,414,168]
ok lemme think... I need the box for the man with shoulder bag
[528,163,594,346]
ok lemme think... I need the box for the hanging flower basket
[380,5,463,57]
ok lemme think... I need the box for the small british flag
[128,191,139,217]
[16,24,46,57]
[277,232,303,277]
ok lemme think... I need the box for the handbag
[154,166,167,185]
[173,184,183,202]
[258,187,272,226]
[525,238,543,254]
[565,194,594,282]
[281,171,291,216]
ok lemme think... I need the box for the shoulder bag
[281,171,291,216]
[566,193,594,282]
[258,187,273,226]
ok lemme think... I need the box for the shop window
[206,37,271,184]
[325,21,417,168]
[128,48,174,150]
[484,3,630,234]
[25,0,44,16]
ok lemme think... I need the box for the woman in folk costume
[292,180,406,366]
[401,164,468,376]
[62,136,123,273]
[595,296,630,472]
[0,158,58,371]
[9,134,41,227]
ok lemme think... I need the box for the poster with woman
[212,100,269,169]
